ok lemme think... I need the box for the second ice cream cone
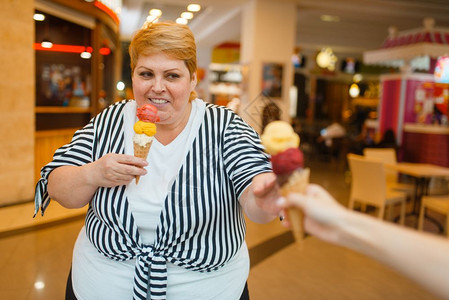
[260,120,309,245]
[279,168,310,242]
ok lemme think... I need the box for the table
[385,162,449,229]
[385,163,449,178]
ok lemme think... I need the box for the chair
[418,194,449,237]
[347,153,406,224]
[363,148,414,196]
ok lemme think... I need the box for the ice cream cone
[133,141,153,184]
[279,168,310,242]
[260,120,309,245]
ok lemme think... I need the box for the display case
[209,63,242,107]
[34,0,121,182]
[378,73,449,166]
[35,10,93,130]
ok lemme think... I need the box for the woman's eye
[139,72,153,78]
[167,73,180,80]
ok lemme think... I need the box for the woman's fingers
[96,153,149,186]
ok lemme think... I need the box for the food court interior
[2,0,449,299]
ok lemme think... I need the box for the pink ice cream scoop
[137,104,160,122]
[270,148,304,175]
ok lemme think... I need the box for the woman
[34,21,279,299]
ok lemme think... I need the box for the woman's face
[132,52,197,126]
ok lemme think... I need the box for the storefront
[34,0,122,184]
[363,18,449,166]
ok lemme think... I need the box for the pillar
[239,0,297,133]
[0,0,35,205]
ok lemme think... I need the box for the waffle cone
[279,168,310,242]
[133,141,152,184]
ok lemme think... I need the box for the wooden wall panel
[0,0,35,206]
[35,128,78,184]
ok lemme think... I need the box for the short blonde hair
[129,21,197,79]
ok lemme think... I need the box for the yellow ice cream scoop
[134,121,157,136]
[261,120,300,155]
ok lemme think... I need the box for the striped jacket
[34,100,271,299]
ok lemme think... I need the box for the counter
[402,123,449,166]
[403,123,449,134]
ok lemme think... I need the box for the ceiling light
[116,81,125,91]
[187,4,201,12]
[146,15,159,23]
[353,73,363,83]
[149,9,162,17]
[320,15,340,22]
[33,13,45,21]
[176,18,188,25]
[316,47,337,70]
[181,12,193,20]
[40,39,53,49]
[316,50,331,68]
[349,83,360,98]
[34,281,45,290]
[80,49,92,59]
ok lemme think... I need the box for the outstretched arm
[240,172,280,224]
[279,184,449,299]
[48,153,148,209]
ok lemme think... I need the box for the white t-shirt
[72,100,249,299]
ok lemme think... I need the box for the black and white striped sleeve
[34,121,95,217]
[42,122,95,179]
[223,115,272,198]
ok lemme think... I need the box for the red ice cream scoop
[270,147,304,175]
[137,103,160,122]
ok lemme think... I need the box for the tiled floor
[0,158,444,299]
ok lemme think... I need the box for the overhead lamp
[34,281,45,290]
[80,28,91,59]
[353,73,363,83]
[40,39,53,49]
[116,81,125,91]
[149,9,162,17]
[146,15,159,23]
[187,4,201,12]
[181,12,193,19]
[80,48,92,59]
[349,83,360,98]
[316,47,337,71]
[176,18,188,25]
[33,13,45,21]
[320,15,340,22]
[316,50,330,68]
[41,18,52,49]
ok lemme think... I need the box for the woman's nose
[152,77,165,93]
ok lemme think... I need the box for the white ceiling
[120,0,449,58]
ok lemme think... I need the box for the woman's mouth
[149,98,168,104]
